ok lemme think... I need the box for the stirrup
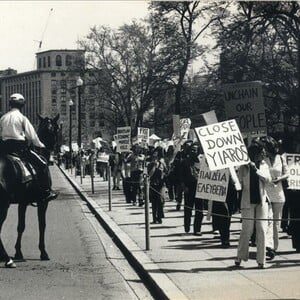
[5,258,16,268]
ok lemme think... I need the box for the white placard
[195,119,249,171]
[116,126,131,153]
[284,153,300,190]
[223,81,266,135]
[196,158,229,202]
[137,127,150,146]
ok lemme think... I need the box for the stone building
[0,49,108,149]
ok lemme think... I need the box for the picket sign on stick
[200,111,242,190]
[198,111,243,220]
[116,127,131,153]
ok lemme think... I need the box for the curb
[59,165,188,300]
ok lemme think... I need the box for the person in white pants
[262,136,289,257]
[235,141,272,269]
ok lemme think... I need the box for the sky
[0,1,150,73]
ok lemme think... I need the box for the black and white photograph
[0,1,300,299]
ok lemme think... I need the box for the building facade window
[56,55,62,67]
[66,55,72,66]
[43,57,46,68]
[48,56,51,67]
[38,58,42,69]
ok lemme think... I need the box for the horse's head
[37,114,60,151]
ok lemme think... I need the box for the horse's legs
[37,200,50,260]
[14,203,27,260]
[0,201,10,263]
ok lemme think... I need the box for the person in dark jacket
[180,142,204,235]
[212,175,239,248]
[148,146,167,224]
[173,140,193,211]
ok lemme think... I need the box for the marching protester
[180,142,204,235]
[173,140,193,211]
[261,136,289,259]
[121,151,133,203]
[109,146,122,190]
[235,141,272,269]
[165,144,176,202]
[282,137,300,252]
[127,144,145,206]
[212,175,239,248]
[95,147,109,181]
[147,146,167,224]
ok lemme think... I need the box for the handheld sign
[180,118,191,141]
[223,81,266,136]
[195,119,249,171]
[196,157,229,202]
[284,153,300,190]
[137,127,150,147]
[116,126,131,153]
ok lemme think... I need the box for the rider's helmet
[9,93,25,106]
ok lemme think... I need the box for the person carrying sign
[235,141,272,269]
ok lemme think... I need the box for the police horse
[0,114,59,268]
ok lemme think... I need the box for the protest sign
[180,118,191,141]
[196,157,229,202]
[137,127,150,146]
[195,119,249,171]
[223,81,266,136]
[284,153,300,190]
[202,110,218,125]
[116,126,131,153]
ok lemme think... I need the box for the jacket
[238,160,272,209]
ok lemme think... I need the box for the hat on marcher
[9,93,25,106]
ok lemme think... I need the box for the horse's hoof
[5,258,16,268]
[40,253,50,261]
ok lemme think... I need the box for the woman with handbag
[261,136,289,258]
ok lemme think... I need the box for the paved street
[61,164,300,300]
[0,166,152,300]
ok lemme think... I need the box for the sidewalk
[57,165,300,300]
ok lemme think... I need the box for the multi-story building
[0,49,109,148]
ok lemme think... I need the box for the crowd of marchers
[59,135,300,269]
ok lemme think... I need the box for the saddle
[6,154,35,184]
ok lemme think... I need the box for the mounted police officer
[0,93,58,202]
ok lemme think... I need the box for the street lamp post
[76,77,83,149]
[76,77,83,182]
[69,99,74,172]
